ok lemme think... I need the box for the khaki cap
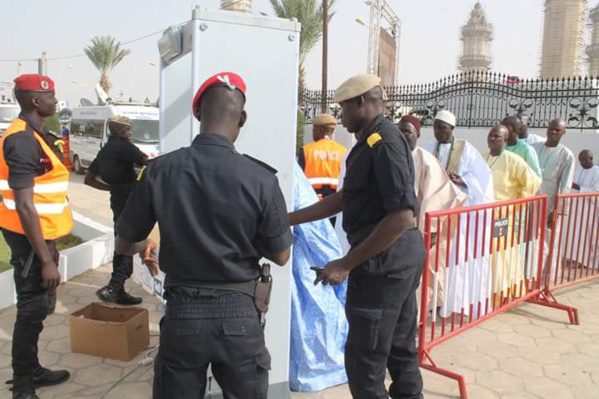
[313,114,338,127]
[108,115,133,126]
[334,74,382,103]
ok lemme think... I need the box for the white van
[69,104,160,173]
[0,103,20,137]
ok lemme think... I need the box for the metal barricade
[530,193,599,324]
[418,195,550,399]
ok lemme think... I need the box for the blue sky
[0,0,552,106]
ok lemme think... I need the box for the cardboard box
[69,303,150,361]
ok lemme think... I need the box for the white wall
[305,124,599,163]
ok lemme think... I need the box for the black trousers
[153,290,270,399]
[345,267,424,399]
[109,193,133,289]
[2,229,56,381]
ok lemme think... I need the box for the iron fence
[300,71,599,130]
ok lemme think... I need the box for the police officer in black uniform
[84,115,148,305]
[113,72,293,399]
[289,74,425,399]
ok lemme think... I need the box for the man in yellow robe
[484,125,541,306]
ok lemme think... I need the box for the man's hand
[449,172,465,187]
[314,258,350,286]
[41,260,61,289]
[572,183,581,190]
[140,239,159,277]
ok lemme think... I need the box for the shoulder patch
[243,154,278,174]
[46,130,62,139]
[136,166,146,181]
[367,132,383,148]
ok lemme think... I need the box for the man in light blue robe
[289,163,348,391]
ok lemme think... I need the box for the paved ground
[68,173,112,227]
[0,265,597,398]
[1,172,596,398]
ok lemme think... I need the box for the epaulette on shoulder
[366,132,383,148]
[243,154,278,174]
[46,130,62,139]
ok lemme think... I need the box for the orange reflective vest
[303,138,347,190]
[0,118,73,240]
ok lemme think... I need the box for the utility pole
[37,52,47,75]
[17,62,22,75]
[321,0,329,113]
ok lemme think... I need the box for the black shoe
[96,285,119,303]
[13,391,39,399]
[116,290,143,306]
[7,368,70,389]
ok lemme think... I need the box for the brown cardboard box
[69,302,150,361]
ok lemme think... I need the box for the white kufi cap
[434,110,456,127]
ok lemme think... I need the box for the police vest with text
[0,118,73,240]
[303,138,347,198]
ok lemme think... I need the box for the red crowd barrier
[418,195,549,398]
[418,192,599,398]
[528,192,599,324]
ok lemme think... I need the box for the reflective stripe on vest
[0,180,69,194]
[2,198,69,214]
[307,177,339,186]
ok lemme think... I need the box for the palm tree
[269,0,336,93]
[84,36,131,94]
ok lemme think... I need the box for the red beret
[14,74,55,92]
[399,115,421,133]
[192,72,246,120]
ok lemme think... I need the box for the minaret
[221,0,251,12]
[459,2,493,75]
[586,4,599,75]
[540,0,587,79]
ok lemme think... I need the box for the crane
[365,0,402,84]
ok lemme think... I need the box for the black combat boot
[11,375,38,399]
[96,285,142,305]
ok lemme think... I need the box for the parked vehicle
[69,104,160,174]
[0,103,20,137]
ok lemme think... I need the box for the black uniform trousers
[153,289,271,399]
[2,229,56,382]
[109,191,133,290]
[345,264,424,399]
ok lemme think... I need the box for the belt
[166,292,256,319]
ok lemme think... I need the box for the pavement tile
[499,357,544,378]
[72,363,123,387]
[517,346,561,365]
[524,378,575,399]
[476,370,523,394]
[571,384,599,399]
[496,332,537,348]
[551,328,592,343]
[456,351,499,372]
[477,340,520,360]
[534,337,577,354]
[543,364,592,386]
[512,322,553,338]
[500,392,540,399]
[57,353,103,369]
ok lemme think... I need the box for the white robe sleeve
[458,142,495,205]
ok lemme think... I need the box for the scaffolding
[540,0,587,79]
